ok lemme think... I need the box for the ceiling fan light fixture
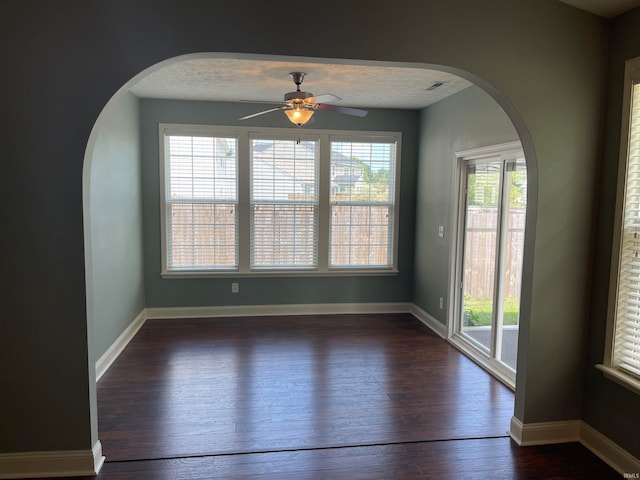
[240,72,367,125]
[284,108,314,126]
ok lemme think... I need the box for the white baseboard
[580,422,640,476]
[509,416,524,444]
[145,302,414,320]
[0,441,104,479]
[509,417,640,475]
[95,309,146,381]
[409,304,447,338]
[509,416,581,446]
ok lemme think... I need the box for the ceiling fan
[239,72,368,126]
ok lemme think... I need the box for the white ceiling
[558,0,640,18]
[129,58,472,111]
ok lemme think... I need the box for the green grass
[463,297,520,326]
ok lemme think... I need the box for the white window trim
[328,135,400,270]
[159,123,401,278]
[599,56,640,395]
[159,125,241,273]
[448,141,524,390]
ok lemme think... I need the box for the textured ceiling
[129,58,473,110]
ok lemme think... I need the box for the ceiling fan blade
[315,103,368,117]
[239,107,284,120]
[239,99,288,105]
[307,93,341,104]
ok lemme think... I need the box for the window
[162,132,238,271]
[600,58,640,394]
[330,140,396,268]
[160,125,400,276]
[251,138,318,269]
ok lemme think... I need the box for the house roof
[333,174,363,185]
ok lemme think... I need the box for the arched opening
[83,52,537,461]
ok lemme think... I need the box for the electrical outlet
[232,282,239,294]
[439,297,444,309]
[438,225,445,238]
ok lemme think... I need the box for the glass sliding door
[454,146,526,385]
[460,160,502,354]
[497,157,526,370]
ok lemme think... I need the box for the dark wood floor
[79,314,617,478]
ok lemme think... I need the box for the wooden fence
[463,206,526,299]
[168,203,391,268]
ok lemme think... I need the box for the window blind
[250,139,318,269]
[166,135,238,270]
[160,125,401,275]
[329,140,396,267]
[615,79,640,379]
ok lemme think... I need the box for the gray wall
[584,7,640,459]
[85,92,146,361]
[0,0,610,457]
[413,85,519,321]
[140,99,418,307]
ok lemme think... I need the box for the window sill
[161,269,400,279]
[595,364,640,396]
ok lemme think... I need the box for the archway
[83,52,537,458]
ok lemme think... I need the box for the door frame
[447,141,524,390]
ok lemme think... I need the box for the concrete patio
[462,325,519,370]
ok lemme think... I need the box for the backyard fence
[168,203,391,268]
[464,206,526,299]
